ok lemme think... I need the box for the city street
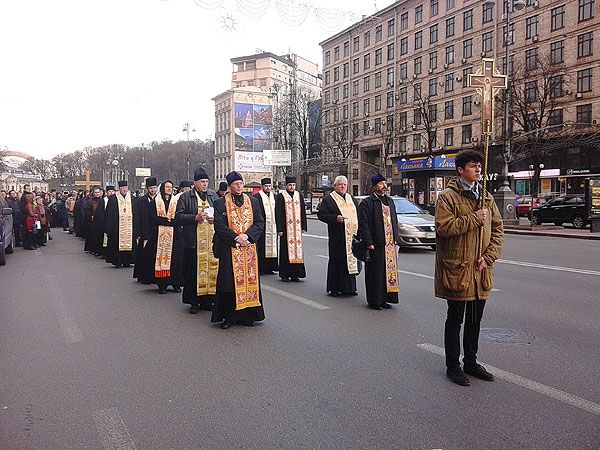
[1,222,599,449]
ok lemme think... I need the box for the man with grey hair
[317,175,360,297]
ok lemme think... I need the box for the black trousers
[444,299,486,369]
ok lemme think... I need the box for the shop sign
[398,156,456,172]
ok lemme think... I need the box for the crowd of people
[1,149,504,386]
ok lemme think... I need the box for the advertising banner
[234,102,273,173]
[263,149,292,166]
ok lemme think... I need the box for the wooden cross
[74,171,101,191]
[468,58,507,136]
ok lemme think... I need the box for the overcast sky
[0,0,381,159]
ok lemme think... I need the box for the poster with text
[233,102,273,172]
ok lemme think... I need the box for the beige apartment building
[213,52,321,188]
[320,0,599,201]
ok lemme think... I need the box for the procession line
[262,284,330,310]
[497,259,600,276]
[92,407,137,450]
[44,274,83,344]
[417,343,600,417]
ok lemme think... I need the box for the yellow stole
[258,190,277,258]
[154,193,179,278]
[116,192,133,251]
[329,191,359,275]
[382,203,399,293]
[282,190,304,264]
[195,191,218,296]
[225,193,261,311]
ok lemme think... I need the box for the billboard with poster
[234,102,273,173]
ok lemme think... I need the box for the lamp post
[182,123,196,180]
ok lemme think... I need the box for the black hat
[105,185,115,191]
[261,177,272,185]
[194,168,209,181]
[178,180,192,189]
[285,176,296,184]
[371,173,386,186]
[145,177,157,187]
[118,180,128,187]
[226,171,244,185]
[218,181,228,191]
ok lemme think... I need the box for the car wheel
[553,221,563,227]
[572,214,586,229]
[531,213,542,226]
[430,244,436,251]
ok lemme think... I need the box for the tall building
[213,52,322,188]
[320,0,600,201]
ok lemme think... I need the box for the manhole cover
[480,328,535,344]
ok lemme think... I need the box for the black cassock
[252,191,279,274]
[104,193,138,267]
[275,190,307,280]
[137,195,184,289]
[317,193,359,295]
[83,196,105,255]
[133,194,155,280]
[357,194,399,307]
[211,193,266,324]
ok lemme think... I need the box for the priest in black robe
[104,180,139,268]
[83,186,106,256]
[211,171,265,329]
[317,175,360,297]
[253,177,279,275]
[275,176,307,282]
[358,174,400,309]
[133,177,158,282]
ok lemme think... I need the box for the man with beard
[211,171,265,329]
[253,177,278,275]
[317,175,360,297]
[175,168,219,314]
[357,174,400,310]
[275,176,307,282]
[104,181,138,268]
[133,177,158,282]
[100,185,115,257]
[178,181,192,194]
[83,186,106,256]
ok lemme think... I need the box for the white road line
[417,343,600,417]
[304,233,328,240]
[497,259,600,276]
[93,407,137,450]
[262,284,330,310]
[44,274,83,344]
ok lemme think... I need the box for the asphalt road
[1,223,599,449]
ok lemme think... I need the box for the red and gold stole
[116,192,133,251]
[330,191,359,275]
[225,193,261,311]
[382,203,399,293]
[282,190,304,264]
[154,193,179,278]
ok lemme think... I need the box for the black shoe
[48,236,52,240]
[237,321,255,327]
[341,291,358,296]
[189,304,199,314]
[464,364,495,381]
[328,292,340,297]
[123,264,132,268]
[172,286,181,293]
[291,277,300,282]
[446,368,470,386]
[158,288,167,294]
[381,303,392,309]
[220,320,234,330]
[368,304,382,310]
[281,277,290,282]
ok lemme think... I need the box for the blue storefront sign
[398,156,456,172]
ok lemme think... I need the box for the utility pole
[182,123,196,180]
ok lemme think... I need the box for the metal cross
[468,58,507,136]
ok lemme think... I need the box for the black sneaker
[189,304,200,314]
[381,303,392,309]
[464,364,495,381]
[446,368,470,386]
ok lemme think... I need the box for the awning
[509,169,560,180]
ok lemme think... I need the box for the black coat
[357,193,400,247]
[175,189,219,249]
[135,194,155,240]
[317,192,359,252]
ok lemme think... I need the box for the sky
[0,0,381,159]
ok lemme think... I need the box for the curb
[503,229,600,240]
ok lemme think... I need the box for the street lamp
[529,163,544,198]
[182,123,196,180]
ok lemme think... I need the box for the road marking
[44,274,83,344]
[497,259,600,276]
[417,343,600,416]
[93,407,137,450]
[262,284,330,310]
[304,233,328,240]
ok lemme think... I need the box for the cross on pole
[468,58,507,136]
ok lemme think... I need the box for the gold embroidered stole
[282,190,304,264]
[382,203,399,293]
[116,192,133,251]
[258,190,277,258]
[225,193,261,311]
[195,192,218,296]
[103,197,109,248]
[330,191,359,275]
[154,193,179,278]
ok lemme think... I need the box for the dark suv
[530,195,588,228]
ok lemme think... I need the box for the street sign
[263,149,291,166]
[74,180,101,186]
[135,168,152,177]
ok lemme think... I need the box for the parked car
[516,196,533,218]
[0,206,15,266]
[355,195,436,250]
[530,195,588,228]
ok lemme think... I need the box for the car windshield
[393,198,423,214]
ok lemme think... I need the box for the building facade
[320,0,599,201]
[0,151,49,192]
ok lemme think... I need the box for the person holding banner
[317,175,359,297]
[253,177,279,275]
[211,171,265,329]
